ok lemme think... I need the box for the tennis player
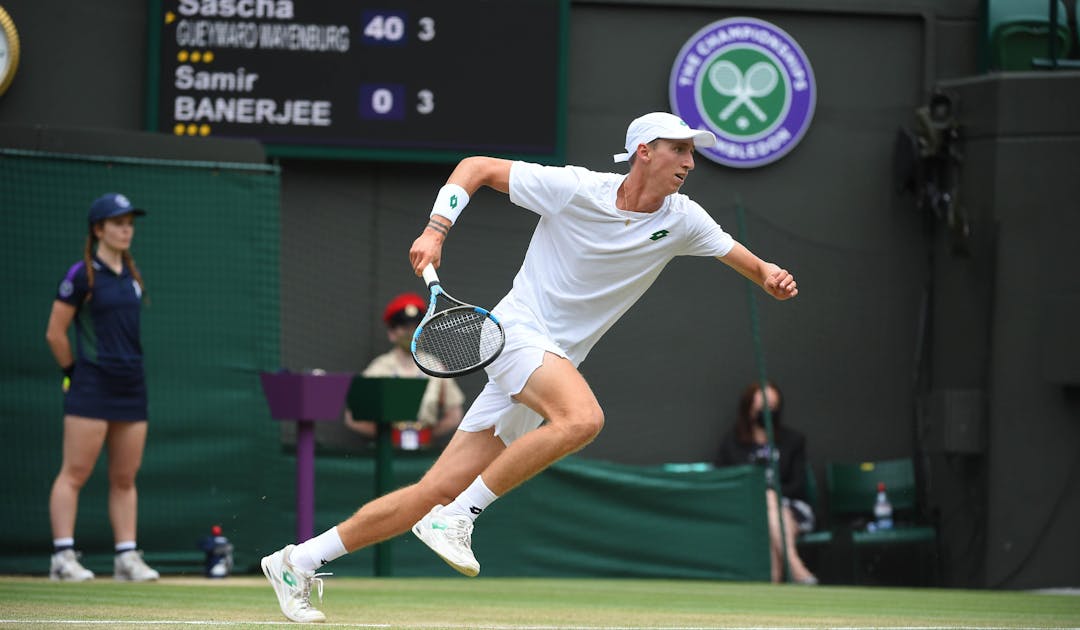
[262,112,798,622]
[45,193,160,582]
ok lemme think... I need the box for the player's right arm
[443,156,512,197]
[410,157,514,275]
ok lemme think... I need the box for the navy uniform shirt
[57,257,144,377]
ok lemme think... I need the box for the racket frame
[410,265,505,378]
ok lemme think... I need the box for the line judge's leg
[49,416,108,539]
[105,420,148,544]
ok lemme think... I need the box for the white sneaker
[261,545,328,623]
[412,505,480,577]
[113,550,160,582]
[50,549,94,582]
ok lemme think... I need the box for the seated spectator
[716,380,818,584]
[344,293,465,448]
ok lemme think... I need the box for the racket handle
[422,263,440,288]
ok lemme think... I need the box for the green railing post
[346,376,428,577]
[736,195,792,583]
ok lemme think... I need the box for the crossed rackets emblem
[670,17,815,167]
[708,61,779,124]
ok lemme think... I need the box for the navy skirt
[64,362,148,422]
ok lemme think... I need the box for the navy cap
[88,193,146,225]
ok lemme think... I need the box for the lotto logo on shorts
[669,17,816,169]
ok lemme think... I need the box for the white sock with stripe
[290,526,347,573]
[440,475,499,522]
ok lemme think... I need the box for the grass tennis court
[2,576,1078,629]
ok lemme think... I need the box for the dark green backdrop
[0,149,283,574]
[303,455,770,580]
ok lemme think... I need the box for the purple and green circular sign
[670,17,816,169]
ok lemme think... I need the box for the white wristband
[430,183,469,225]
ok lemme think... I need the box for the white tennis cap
[613,112,716,163]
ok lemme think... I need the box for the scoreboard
[146,0,568,162]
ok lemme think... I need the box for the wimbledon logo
[669,17,815,169]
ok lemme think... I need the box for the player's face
[649,139,696,192]
[94,214,136,253]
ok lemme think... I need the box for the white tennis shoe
[113,550,160,582]
[412,505,480,577]
[261,545,328,623]
[49,549,94,582]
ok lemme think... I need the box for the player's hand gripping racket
[411,264,505,377]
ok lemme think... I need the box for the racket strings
[414,309,503,373]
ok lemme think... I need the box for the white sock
[115,541,137,553]
[441,475,499,522]
[53,537,74,552]
[291,526,347,573]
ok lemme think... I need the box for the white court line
[0,623,1042,630]
[0,623,382,628]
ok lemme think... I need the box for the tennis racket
[411,264,505,377]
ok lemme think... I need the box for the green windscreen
[0,149,282,574]
[307,454,771,580]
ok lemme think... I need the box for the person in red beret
[343,293,465,448]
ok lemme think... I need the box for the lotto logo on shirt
[669,17,816,169]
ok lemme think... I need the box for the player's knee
[585,406,605,440]
[561,406,604,448]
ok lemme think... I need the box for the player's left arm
[717,242,798,300]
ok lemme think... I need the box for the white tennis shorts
[458,322,570,446]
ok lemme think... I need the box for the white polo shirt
[498,161,734,365]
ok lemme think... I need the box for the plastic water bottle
[873,482,894,530]
[199,525,234,578]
